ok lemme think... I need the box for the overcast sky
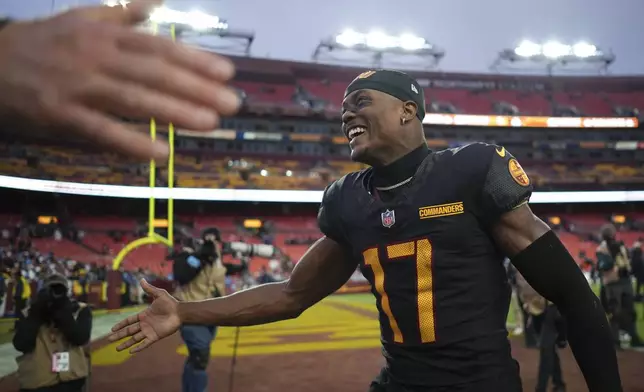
[3,0,643,75]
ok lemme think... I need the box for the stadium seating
[4,212,640,278]
[2,143,644,191]
[225,56,644,116]
[1,58,641,192]
[1,58,642,277]
[241,76,644,116]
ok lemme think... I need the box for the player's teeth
[349,127,365,139]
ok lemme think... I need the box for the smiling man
[110,70,622,392]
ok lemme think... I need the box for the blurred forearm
[178,281,300,326]
[179,237,356,327]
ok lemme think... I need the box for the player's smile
[346,125,368,147]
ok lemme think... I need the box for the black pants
[635,276,644,300]
[517,295,538,348]
[604,280,642,346]
[532,306,565,392]
[14,297,27,315]
[368,365,522,392]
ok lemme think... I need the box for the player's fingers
[130,338,154,354]
[141,279,164,298]
[117,32,236,82]
[111,313,141,333]
[116,331,146,351]
[82,76,220,130]
[58,105,168,161]
[109,322,142,341]
[102,52,239,116]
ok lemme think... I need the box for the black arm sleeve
[12,311,43,353]
[478,144,533,224]
[54,306,92,347]
[317,181,350,250]
[512,231,622,392]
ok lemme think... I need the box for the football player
[110,70,621,392]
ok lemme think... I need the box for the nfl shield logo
[381,209,396,228]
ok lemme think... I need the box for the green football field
[332,288,644,340]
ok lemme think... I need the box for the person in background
[631,239,643,301]
[516,271,567,392]
[13,274,92,392]
[0,267,7,316]
[597,225,643,349]
[172,229,227,392]
[578,250,598,284]
[256,266,277,285]
[13,268,32,316]
[505,260,525,336]
[508,261,538,347]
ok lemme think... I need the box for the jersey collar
[372,145,430,190]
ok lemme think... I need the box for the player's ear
[402,101,417,124]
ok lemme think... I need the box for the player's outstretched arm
[492,205,622,392]
[109,236,357,353]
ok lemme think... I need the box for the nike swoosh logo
[496,147,506,157]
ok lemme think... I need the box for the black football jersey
[318,143,533,388]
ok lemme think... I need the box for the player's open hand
[109,279,180,353]
[0,0,240,161]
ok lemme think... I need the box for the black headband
[344,69,426,121]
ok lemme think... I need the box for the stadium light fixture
[102,0,130,7]
[333,29,432,52]
[148,7,228,31]
[492,39,615,75]
[314,28,445,69]
[102,1,253,55]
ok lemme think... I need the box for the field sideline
[1,292,643,392]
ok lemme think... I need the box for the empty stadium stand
[228,56,644,117]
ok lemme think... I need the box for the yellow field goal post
[111,22,177,274]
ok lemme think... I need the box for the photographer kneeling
[173,228,251,392]
[13,274,92,392]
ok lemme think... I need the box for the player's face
[341,89,403,164]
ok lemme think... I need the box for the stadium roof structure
[491,40,616,75]
[104,1,254,55]
[313,29,445,70]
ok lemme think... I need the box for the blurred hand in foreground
[0,0,240,161]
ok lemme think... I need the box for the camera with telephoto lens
[48,283,68,301]
[36,275,71,320]
[222,242,276,259]
[200,227,276,259]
